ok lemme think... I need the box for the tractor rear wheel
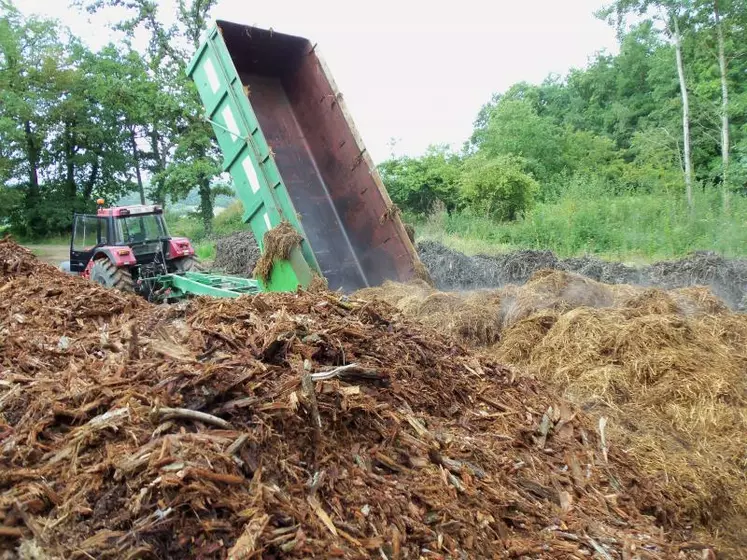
[170,256,200,274]
[90,258,135,293]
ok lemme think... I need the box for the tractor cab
[65,200,197,292]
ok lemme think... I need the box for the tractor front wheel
[90,258,135,293]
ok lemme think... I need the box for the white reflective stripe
[203,58,220,94]
[221,106,240,139]
[242,156,261,194]
[263,212,272,231]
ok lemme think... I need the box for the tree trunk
[84,158,100,200]
[672,14,694,210]
[130,128,146,204]
[198,178,213,234]
[24,120,40,197]
[64,121,76,200]
[714,0,730,211]
[149,128,167,207]
[23,120,42,236]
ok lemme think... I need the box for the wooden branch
[477,393,516,414]
[301,373,322,445]
[226,433,249,456]
[310,363,387,386]
[154,407,231,429]
[0,526,24,538]
[128,322,140,361]
[310,363,360,381]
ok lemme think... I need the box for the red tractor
[61,199,199,297]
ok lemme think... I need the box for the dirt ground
[23,244,68,266]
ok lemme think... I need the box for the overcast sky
[17,0,619,163]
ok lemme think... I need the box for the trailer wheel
[90,258,135,293]
[171,256,200,274]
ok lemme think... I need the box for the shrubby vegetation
[379,1,747,257]
[413,181,747,259]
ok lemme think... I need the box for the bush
[0,186,23,230]
[166,212,205,241]
[459,155,539,221]
[214,200,250,237]
[378,145,462,216]
[167,199,251,243]
[414,186,747,260]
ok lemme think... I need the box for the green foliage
[626,128,685,192]
[0,4,145,237]
[0,0,225,238]
[0,185,22,225]
[378,145,462,215]
[194,240,216,260]
[471,99,566,186]
[166,199,251,246]
[459,155,539,221]
[380,0,747,249]
[81,0,222,232]
[213,200,248,235]
[166,211,205,242]
[415,187,747,260]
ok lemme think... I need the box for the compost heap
[0,238,709,559]
[416,240,747,310]
[357,270,747,555]
[214,231,261,277]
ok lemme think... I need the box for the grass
[408,188,747,263]
[16,234,70,246]
[194,241,216,260]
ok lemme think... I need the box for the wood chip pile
[0,238,707,559]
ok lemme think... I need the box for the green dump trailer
[187,21,423,293]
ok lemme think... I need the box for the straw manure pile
[356,280,503,345]
[252,221,304,283]
[498,300,747,552]
[416,241,747,310]
[358,270,747,555]
[1,238,708,559]
[357,270,644,346]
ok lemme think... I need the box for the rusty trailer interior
[216,21,420,293]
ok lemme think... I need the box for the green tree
[600,0,697,208]
[0,1,63,235]
[471,98,566,188]
[378,145,462,216]
[0,1,143,235]
[459,155,539,221]
[688,0,747,206]
[80,0,223,232]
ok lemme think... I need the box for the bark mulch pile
[0,237,709,559]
